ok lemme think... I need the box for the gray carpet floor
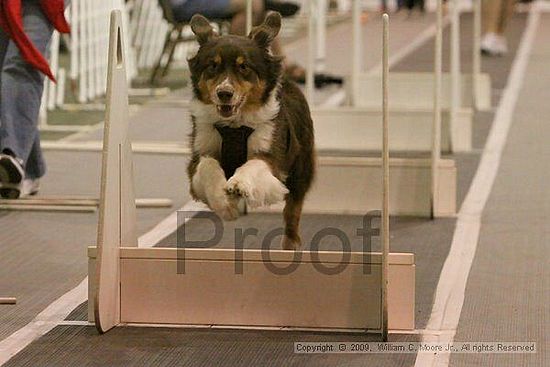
[449,13,550,367]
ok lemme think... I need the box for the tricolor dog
[187,12,315,250]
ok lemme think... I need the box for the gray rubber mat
[3,325,420,367]
[450,14,550,367]
[0,151,190,340]
[65,302,88,322]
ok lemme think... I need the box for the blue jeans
[170,0,233,22]
[0,0,59,179]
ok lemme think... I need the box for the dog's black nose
[217,89,234,103]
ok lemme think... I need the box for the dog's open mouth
[216,98,244,119]
[216,104,237,118]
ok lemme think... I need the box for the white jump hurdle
[88,11,415,339]
[346,0,492,152]
[305,0,456,217]
[312,107,471,153]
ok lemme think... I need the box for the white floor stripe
[57,321,93,326]
[0,201,202,366]
[138,200,208,247]
[0,279,87,365]
[320,15,442,107]
[368,16,451,76]
[414,4,541,367]
[0,15,444,365]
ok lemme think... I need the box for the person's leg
[0,20,11,121]
[481,0,510,55]
[0,0,54,180]
[483,0,503,35]
[171,0,237,22]
[227,0,291,67]
[497,0,515,35]
[228,0,265,35]
[25,136,45,180]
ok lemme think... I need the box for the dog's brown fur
[187,12,315,250]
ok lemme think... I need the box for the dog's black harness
[215,124,255,179]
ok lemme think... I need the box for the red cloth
[0,0,70,82]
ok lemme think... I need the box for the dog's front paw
[209,194,240,221]
[226,170,288,208]
[224,176,250,199]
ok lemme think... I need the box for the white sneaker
[481,33,508,56]
[493,34,508,55]
[0,178,40,199]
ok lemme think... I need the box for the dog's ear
[190,14,217,45]
[248,12,281,48]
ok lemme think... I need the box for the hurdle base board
[255,156,456,217]
[312,107,472,153]
[346,72,492,111]
[88,247,415,331]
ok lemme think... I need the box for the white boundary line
[323,12,449,107]
[414,4,541,367]
[0,14,442,365]
[0,201,202,366]
[0,279,87,365]
[368,15,451,76]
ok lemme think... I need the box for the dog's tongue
[218,105,234,118]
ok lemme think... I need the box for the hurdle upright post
[350,0,361,106]
[47,31,61,110]
[94,10,138,334]
[431,0,443,219]
[246,0,253,35]
[472,0,482,109]
[449,0,461,152]
[315,0,327,72]
[306,0,316,104]
[69,0,79,89]
[381,13,390,342]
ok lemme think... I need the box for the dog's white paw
[224,176,251,199]
[225,161,288,208]
[209,193,240,221]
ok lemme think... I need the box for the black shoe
[291,73,344,88]
[1,178,40,199]
[265,0,300,17]
[0,153,24,185]
[0,153,25,199]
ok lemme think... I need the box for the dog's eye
[208,61,218,71]
[238,63,248,73]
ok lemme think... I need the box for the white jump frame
[305,0,456,217]
[345,0,492,153]
[89,11,415,339]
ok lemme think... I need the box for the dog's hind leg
[282,195,304,250]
